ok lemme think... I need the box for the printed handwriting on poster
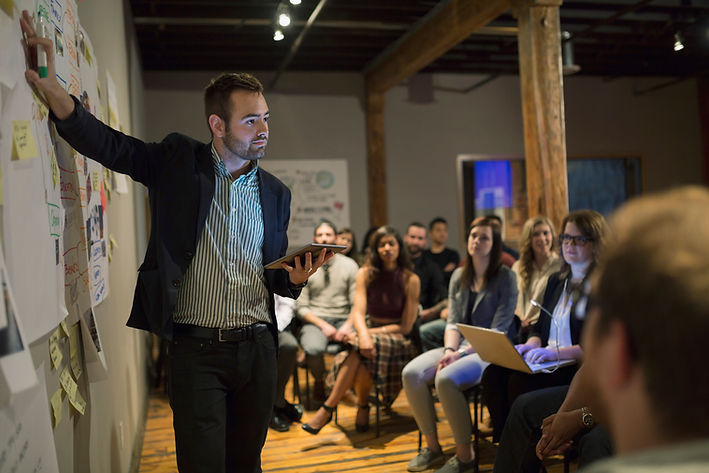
[11,121,39,161]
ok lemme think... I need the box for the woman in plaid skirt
[302,226,421,434]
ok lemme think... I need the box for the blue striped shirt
[173,145,271,328]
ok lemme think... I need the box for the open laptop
[457,323,577,374]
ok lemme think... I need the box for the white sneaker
[407,447,444,472]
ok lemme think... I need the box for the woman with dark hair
[402,217,517,473]
[482,209,609,442]
[301,226,421,434]
[511,216,561,342]
[336,227,360,264]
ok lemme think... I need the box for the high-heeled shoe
[301,404,335,435]
[355,404,370,433]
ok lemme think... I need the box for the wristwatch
[581,407,594,427]
[457,348,468,358]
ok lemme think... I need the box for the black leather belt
[173,322,268,343]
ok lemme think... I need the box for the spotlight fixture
[277,3,291,27]
[289,0,301,4]
[673,31,684,51]
[561,31,581,75]
[273,29,284,41]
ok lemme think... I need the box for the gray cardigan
[446,265,518,349]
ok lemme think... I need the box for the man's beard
[224,130,265,161]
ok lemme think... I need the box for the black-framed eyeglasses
[559,234,594,246]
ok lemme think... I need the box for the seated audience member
[486,214,520,264]
[360,226,379,260]
[270,295,305,432]
[419,217,461,351]
[405,222,448,351]
[493,365,613,472]
[425,217,460,287]
[336,227,361,265]
[301,226,420,434]
[578,187,709,472]
[511,216,562,342]
[482,210,609,441]
[402,217,517,473]
[296,220,359,402]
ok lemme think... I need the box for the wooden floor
[139,366,572,473]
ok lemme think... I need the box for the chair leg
[418,430,422,451]
[292,363,300,403]
[473,387,480,473]
[304,366,311,409]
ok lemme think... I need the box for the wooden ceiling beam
[364,0,514,94]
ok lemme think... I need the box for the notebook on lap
[456,323,577,374]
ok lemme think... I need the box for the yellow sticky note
[91,171,99,192]
[68,388,86,415]
[59,366,78,399]
[60,319,70,337]
[49,329,63,369]
[50,388,63,427]
[32,90,49,120]
[12,121,39,160]
[51,149,60,189]
[0,0,14,17]
[70,352,83,380]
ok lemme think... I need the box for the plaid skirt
[326,325,419,408]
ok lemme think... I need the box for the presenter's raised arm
[20,10,75,120]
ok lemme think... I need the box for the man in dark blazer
[21,10,328,473]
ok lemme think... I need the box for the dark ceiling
[129,0,709,79]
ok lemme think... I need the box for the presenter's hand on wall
[20,10,75,120]
[282,249,333,286]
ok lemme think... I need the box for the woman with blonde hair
[511,216,561,341]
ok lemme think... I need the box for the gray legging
[402,347,489,446]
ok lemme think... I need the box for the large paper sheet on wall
[262,160,350,247]
[0,7,67,343]
[0,364,60,473]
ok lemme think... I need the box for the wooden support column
[516,0,568,228]
[366,90,387,227]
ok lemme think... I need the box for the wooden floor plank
[139,367,573,472]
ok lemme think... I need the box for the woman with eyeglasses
[301,226,420,435]
[511,216,562,343]
[401,217,517,473]
[481,209,609,442]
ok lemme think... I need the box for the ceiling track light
[277,2,291,27]
[289,0,301,4]
[273,29,284,41]
[673,31,684,51]
[561,31,581,75]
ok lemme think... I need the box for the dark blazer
[52,96,300,338]
[529,271,584,346]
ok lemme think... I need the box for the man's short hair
[407,222,427,234]
[204,73,264,131]
[594,186,709,438]
[429,217,447,230]
[485,214,503,225]
[314,218,337,235]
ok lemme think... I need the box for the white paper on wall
[0,244,37,408]
[0,363,60,473]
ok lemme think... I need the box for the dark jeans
[493,386,613,473]
[168,326,277,473]
[482,364,577,441]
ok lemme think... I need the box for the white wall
[142,71,702,257]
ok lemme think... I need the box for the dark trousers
[168,326,277,473]
[482,364,577,441]
[493,386,613,473]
